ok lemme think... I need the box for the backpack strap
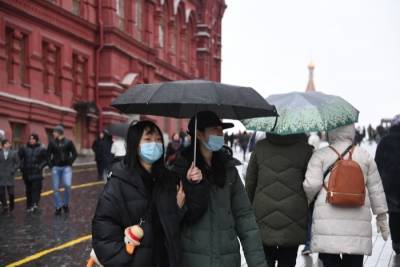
[328,146,342,159]
[348,145,355,160]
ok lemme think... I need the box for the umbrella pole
[193,115,197,166]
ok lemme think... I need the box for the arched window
[172,21,178,56]
[116,0,125,30]
[158,15,165,48]
[187,14,196,73]
[135,0,143,41]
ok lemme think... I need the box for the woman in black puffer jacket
[91,121,206,266]
[18,133,48,212]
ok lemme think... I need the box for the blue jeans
[51,166,72,209]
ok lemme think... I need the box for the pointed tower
[305,61,316,92]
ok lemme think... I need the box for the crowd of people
[1,113,399,267]
[88,112,399,267]
[0,125,77,215]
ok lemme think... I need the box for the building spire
[305,61,316,92]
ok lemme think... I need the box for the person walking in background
[303,124,389,267]
[375,125,387,144]
[111,136,126,164]
[92,130,113,180]
[18,133,48,213]
[246,133,313,266]
[229,132,235,148]
[238,131,250,161]
[0,139,19,214]
[47,125,77,215]
[165,133,182,168]
[375,114,400,255]
[172,111,267,267]
[354,126,366,146]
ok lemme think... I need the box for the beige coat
[303,125,388,255]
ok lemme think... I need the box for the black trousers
[389,212,400,244]
[96,161,105,178]
[319,253,363,267]
[263,245,298,267]
[0,185,15,210]
[23,179,43,209]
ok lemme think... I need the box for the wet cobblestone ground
[1,145,398,266]
[0,169,102,266]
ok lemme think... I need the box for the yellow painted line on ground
[6,234,92,267]
[14,167,97,181]
[14,181,105,203]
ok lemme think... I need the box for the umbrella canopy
[112,80,277,120]
[242,91,359,135]
[104,123,129,138]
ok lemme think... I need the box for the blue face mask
[139,142,163,164]
[202,135,224,151]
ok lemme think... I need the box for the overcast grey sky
[221,0,400,127]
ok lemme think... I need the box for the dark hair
[124,121,168,181]
[30,133,39,142]
[1,139,10,146]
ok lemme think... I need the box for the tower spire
[306,61,316,92]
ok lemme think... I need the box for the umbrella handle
[193,115,197,166]
[271,115,278,132]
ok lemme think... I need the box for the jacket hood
[328,124,355,144]
[390,124,400,134]
[266,133,308,146]
[110,161,140,187]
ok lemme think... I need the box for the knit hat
[53,125,64,134]
[391,114,400,127]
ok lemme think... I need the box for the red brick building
[0,0,225,153]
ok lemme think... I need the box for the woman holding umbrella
[172,111,267,267]
[91,121,205,266]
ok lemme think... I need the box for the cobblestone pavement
[0,170,103,266]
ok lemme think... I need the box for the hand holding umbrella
[186,162,203,183]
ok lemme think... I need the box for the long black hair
[124,120,168,182]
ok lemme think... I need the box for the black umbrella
[104,123,129,138]
[112,80,277,119]
[112,80,277,163]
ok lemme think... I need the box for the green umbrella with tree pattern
[242,91,359,135]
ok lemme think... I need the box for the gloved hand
[376,213,390,241]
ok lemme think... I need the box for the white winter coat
[303,124,388,255]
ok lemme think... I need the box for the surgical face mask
[139,142,163,164]
[202,135,224,151]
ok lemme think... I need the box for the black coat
[47,138,77,167]
[92,162,185,267]
[18,143,48,181]
[92,136,113,167]
[375,125,400,213]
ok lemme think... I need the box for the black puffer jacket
[375,125,400,213]
[47,138,77,167]
[18,143,48,181]
[92,136,113,166]
[92,162,186,267]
